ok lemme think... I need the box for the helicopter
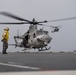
[50,25,62,33]
[0,12,76,51]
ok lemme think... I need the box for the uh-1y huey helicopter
[0,12,76,51]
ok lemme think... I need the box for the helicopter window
[37,31,48,35]
[25,35,30,40]
[33,33,36,38]
[43,31,48,34]
[36,31,43,35]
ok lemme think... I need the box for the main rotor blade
[48,17,76,22]
[37,24,62,28]
[49,25,62,28]
[37,20,48,23]
[0,12,31,23]
[37,24,44,25]
[0,22,29,24]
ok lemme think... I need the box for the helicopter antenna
[17,29,19,37]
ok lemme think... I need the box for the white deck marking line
[0,62,40,70]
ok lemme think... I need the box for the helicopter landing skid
[22,46,33,51]
[22,48,32,51]
[39,47,51,51]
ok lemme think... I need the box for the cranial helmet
[4,27,9,31]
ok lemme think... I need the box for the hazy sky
[0,0,76,52]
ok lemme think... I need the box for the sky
[0,0,76,52]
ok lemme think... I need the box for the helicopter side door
[23,34,30,47]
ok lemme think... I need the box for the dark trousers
[2,40,8,53]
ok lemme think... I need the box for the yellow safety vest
[2,30,9,41]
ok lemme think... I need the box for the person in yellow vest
[1,27,9,54]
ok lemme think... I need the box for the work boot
[2,52,8,54]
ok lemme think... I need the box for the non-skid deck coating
[0,52,76,72]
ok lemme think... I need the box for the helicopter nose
[46,35,52,43]
[43,35,52,46]
[37,35,52,45]
[42,35,52,44]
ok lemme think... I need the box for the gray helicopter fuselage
[14,25,52,49]
[24,29,52,48]
[28,33,51,48]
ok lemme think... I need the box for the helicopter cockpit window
[33,33,36,38]
[37,31,43,35]
[43,31,48,35]
[37,30,48,35]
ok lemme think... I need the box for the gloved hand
[1,38,6,42]
[1,39,4,42]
